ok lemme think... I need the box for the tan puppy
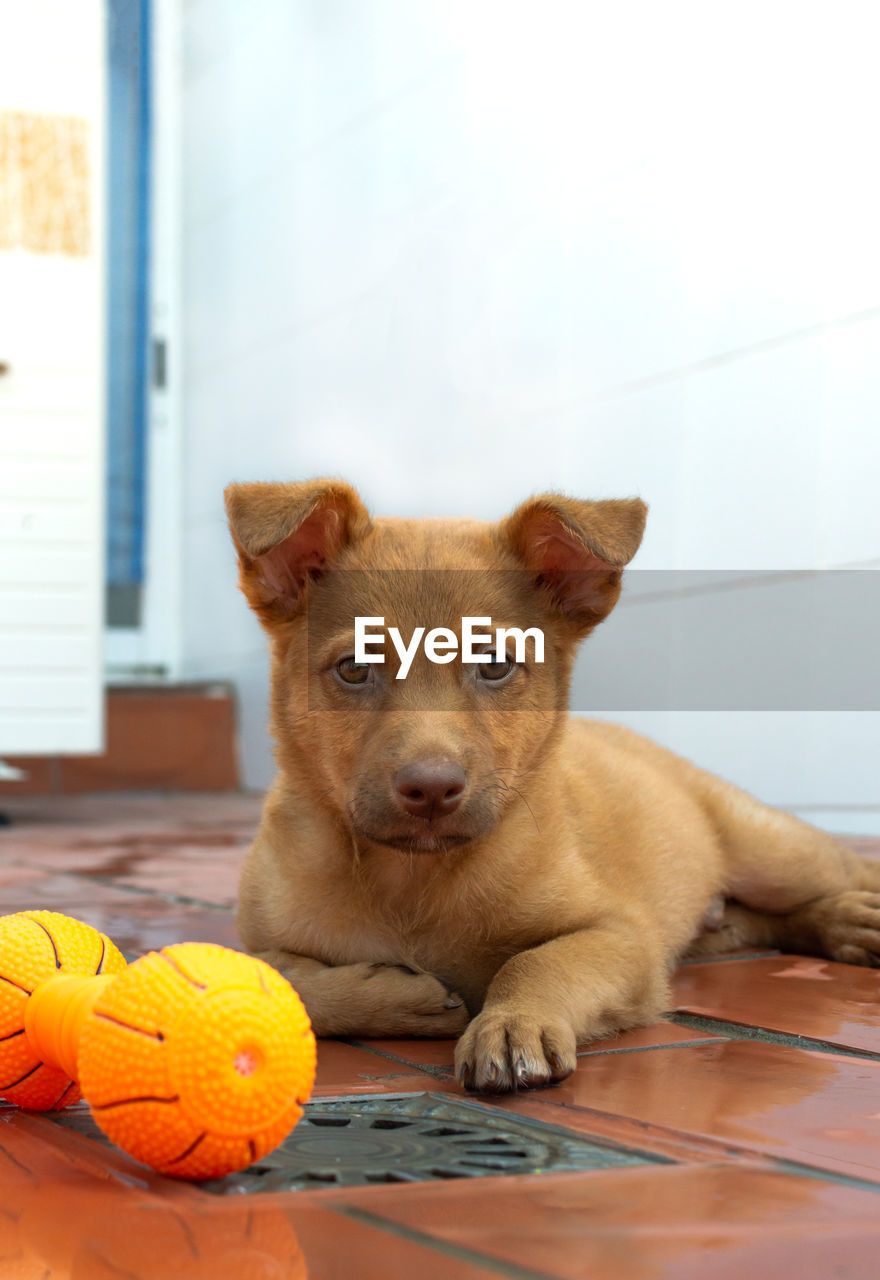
[226,479,880,1094]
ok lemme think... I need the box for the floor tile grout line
[333,1204,563,1280]
[347,1041,455,1081]
[670,1012,880,1061]
[678,951,781,966]
[577,1037,730,1058]
[6,860,237,913]
[349,1034,733,1080]
[508,1105,746,1165]
[768,1156,880,1196]
[309,1090,435,1106]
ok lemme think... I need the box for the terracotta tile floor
[3,792,880,1279]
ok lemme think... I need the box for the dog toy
[0,911,316,1179]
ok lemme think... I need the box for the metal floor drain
[46,1092,659,1192]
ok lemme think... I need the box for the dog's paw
[803,890,880,966]
[353,962,471,1036]
[454,1007,577,1094]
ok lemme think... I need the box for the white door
[0,0,106,754]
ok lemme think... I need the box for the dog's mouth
[352,828,477,854]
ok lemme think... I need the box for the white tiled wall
[179,1,880,825]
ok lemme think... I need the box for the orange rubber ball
[78,942,316,1179]
[0,911,127,1110]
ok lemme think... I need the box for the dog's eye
[478,658,515,683]
[335,656,373,686]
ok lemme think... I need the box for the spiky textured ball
[78,942,316,1178]
[0,911,127,1110]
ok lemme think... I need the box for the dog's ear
[499,493,647,634]
[225,479,371,626]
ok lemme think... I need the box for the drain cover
[46,1092,660,1192]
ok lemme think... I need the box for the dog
[225,478,880,1094]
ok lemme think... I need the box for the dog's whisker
[509,785,541,834]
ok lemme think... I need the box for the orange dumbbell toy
[0,911,316,1179]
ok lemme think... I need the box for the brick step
[1,683,239,794]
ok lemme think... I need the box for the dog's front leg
[454,920,668,1093]
[252,948,471,1038]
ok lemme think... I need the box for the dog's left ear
[498,493,647,634]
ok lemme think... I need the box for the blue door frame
[106,0,151,627]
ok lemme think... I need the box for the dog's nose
[394,760,466,819]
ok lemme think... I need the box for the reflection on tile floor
[674,954,880,1054]
[2,794,880,1278]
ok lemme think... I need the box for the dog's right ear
[224,480,371,626]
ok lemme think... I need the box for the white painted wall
[0,0,106,754]
[179,0,880,828]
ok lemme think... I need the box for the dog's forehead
[347,516,498,570]
[311,514,537,629]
